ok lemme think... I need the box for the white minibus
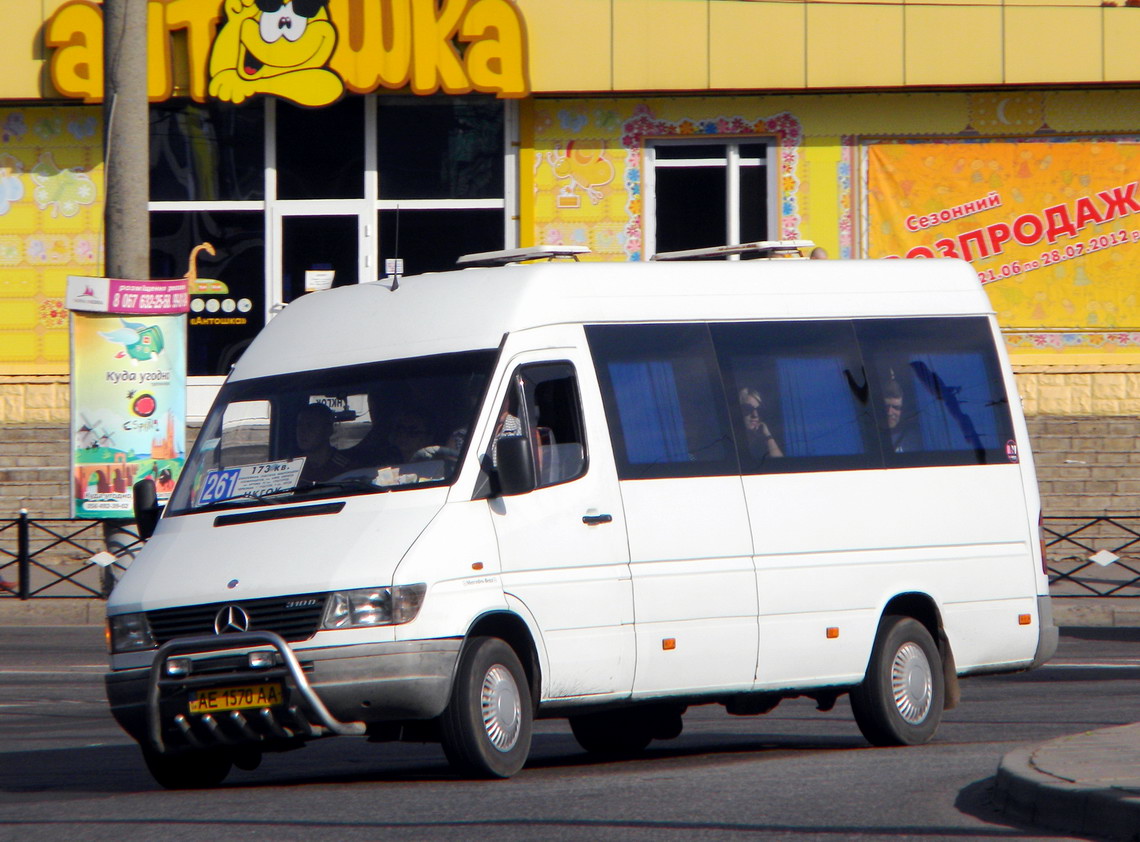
[106,244,1057,787]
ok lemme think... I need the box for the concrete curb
[993,744,1140,841]
[0,597,105,625]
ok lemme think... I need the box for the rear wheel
[440,636,532,778]
[850,615,944,747]
[142,747,232,789]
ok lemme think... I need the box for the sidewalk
[993,724,1140,841]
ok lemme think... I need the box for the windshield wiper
[296,477,392,496]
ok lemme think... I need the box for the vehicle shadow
[0,730,872,795]
[954,776,1075,839]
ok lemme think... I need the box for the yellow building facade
[2,0,1140,431]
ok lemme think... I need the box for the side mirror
[496,435,536,496]
[133,478,162,540]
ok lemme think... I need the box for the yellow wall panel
[1103,9,1140,83]
[0,269,39,299]
[613,0,708,90]
[806,5,904,89]
[515,0,613,92]
[1004,0,1102,6]
[1046,90,1140,132]
[0,300,39,330]
[1004,8,1102,84]
[905,7,1002,87]
[0,333,39,363]
[709,2,805,90]
[40,329,69,364]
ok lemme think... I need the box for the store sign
[45,0,529,108]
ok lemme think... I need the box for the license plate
[188,682,283,714]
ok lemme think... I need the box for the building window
[149,96,514,379]
[645,139,775,258]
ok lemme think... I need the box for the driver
[295,402,350,483]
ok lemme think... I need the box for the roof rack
[456,245,591,268]
[651,240,817,261]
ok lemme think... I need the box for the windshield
[167,350,496,515]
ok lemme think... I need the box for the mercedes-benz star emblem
[214,604,251,635]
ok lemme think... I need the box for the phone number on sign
[977,228,1139,283]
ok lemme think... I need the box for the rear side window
[855,317,1015,466]
[711,321,879,474]
[586,324,737,480]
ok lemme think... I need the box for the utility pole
[101,0,150,568]
[102,0,149,281]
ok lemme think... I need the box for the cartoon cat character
[208,0,344,107]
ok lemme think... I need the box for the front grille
[147,593,326,644]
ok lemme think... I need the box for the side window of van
[586,324,737,480]
[711,321,879,474]
[495,363,588,488]
[855,317,1015,466]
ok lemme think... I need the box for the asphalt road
[1,625,1138,841]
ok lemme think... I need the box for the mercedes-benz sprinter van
[105,245,1056,787]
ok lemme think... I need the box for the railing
[1043,515,1140,599]
[3,512,1137,601]
[0,512,141,600]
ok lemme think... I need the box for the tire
[850,615,945,747]
[440,636,533,778]
[569,704,683,757]
[142,747,232,789]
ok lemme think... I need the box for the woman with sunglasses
[739,386,784,461]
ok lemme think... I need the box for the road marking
[1042,661,1140,668]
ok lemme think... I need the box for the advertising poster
[865,137,1140,336]
[69,280,188,518]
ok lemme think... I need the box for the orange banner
[866,138,1140,331]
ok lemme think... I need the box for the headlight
[108,612,157,653]
[321,584,427,630]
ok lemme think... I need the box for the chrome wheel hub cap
[481,664,522,752]
[891,642,932,724]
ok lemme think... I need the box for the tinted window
[167,351,495,515]
[587,324,737,480]
[855,317,1015,466]
[712,321,878,474]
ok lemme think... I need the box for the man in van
[883,379,922,453]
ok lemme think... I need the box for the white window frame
[644,138,777,259]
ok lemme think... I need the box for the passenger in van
[295,402,351,483]
[343,392,402,467]
[883,377,922,453]
[491,393,524,468]
[739,387,783,459]
[389,409,436,463]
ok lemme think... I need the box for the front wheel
[440,636,533,778]
[849,615,944,747]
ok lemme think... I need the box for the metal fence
[1043,515,1140,599]
[2,512,1137,601]
[0,512,141,600]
